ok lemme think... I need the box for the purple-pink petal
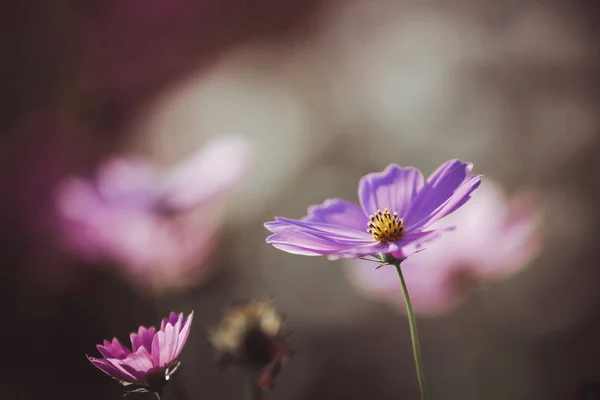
[417,176,481,231]
[266,229,372,255]
[264,220,292,233]
[326,241,395,260]
[151,330,164,367]
[117,346,154,377]
[327,230,445,260]
[269,242,341,256]
[152,327,176,368]
[161,312,179,331]
[269,218,372,241]
[403,160,479,232]
[265,216,376,256]
[175,312,184,328]
[173,312,193,360]
[88,356,137,382]
[150,311,193,367]
[96,344,113,359]
[304,198,367,230]
[130,326,156,353]
[95,156,160,210]
[389,230,448,260]
[159,137,254,212]
[169,311,179,326]
[90,311,194,385]
[168,317,183,363]
[280,242,350,256]
[106,358,146,381]
[359,164,424,217]
[97,338,131,359]
[425,159,464,186]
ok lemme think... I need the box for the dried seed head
[210,300,292,390]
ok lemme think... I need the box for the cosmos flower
[55,136,253,292]
[210,300,292,391]
[88,312,193,396]
[346,181,542,316]
[265,159,481,262]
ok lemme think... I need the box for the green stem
[394,263,428,400]
[154,390,163,400]
[245,372,262,400]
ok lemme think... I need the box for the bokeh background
[2,1,600,399]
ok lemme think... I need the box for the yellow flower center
[367,208,404,243]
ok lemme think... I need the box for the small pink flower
[55,137,254,292]
[88,312,193,395]
[346,181,542,316]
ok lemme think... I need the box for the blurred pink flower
[55,136,254,292]
[346,181,542,316]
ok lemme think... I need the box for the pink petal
[266,229,373,255]
[304,198,367,230]
[96,338,131,359]
[173,312,193,360]
[270,242,342,256]
[358,164,424,217]
[159,136,254,212]
[152,320,179,368]
[169,316,183,362]
[118,346,154,376]
[106,357,145,381]
[151,330,164,367]
[161,312,178,331]
[161,323,178,366]
[130,326,156,352]
[403,160,477,232]
[418,176,482,231]
[389,229,451,260]
[88,356,137,382]
[96,156,161,209]
[269,218,373,241]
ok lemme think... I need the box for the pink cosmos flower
[346,181,542,316]
[265,160,481,261]
[88,312,193,395]
[55,136,253,292]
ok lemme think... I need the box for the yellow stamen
[367,208,404,243]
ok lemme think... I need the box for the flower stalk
[394,262,428,400]
[245,372,263,400]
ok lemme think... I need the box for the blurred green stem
[154,390,163,400]
[395,263,428,400]
[245,372,262,400]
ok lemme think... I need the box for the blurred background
[2,1,600,399]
